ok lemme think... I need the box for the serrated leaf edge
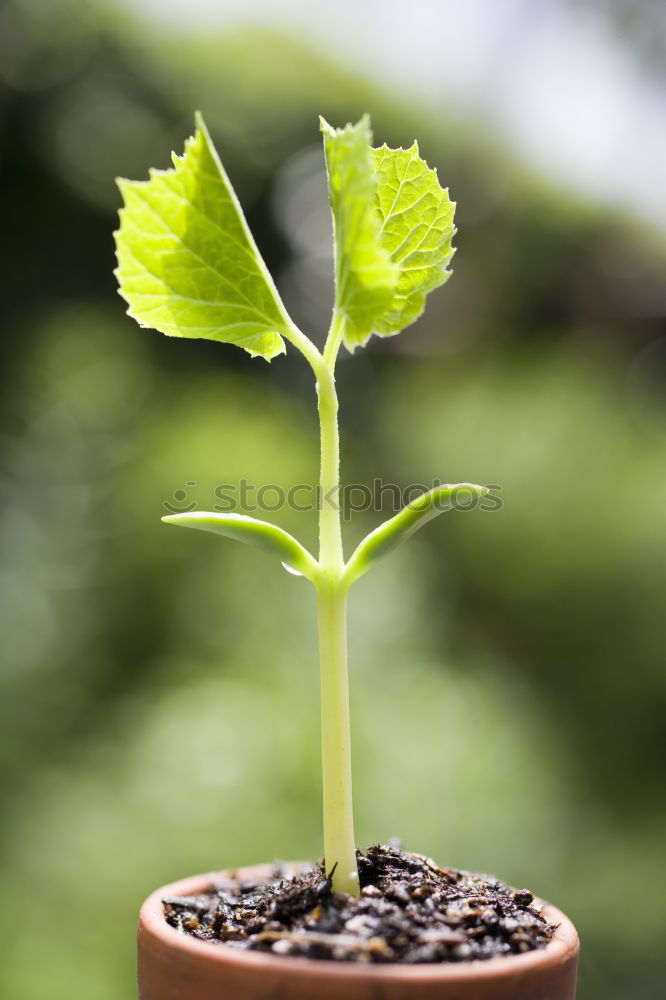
[112,112,292,362]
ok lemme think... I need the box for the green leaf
[162,511,318,581]
[321,116,456,351]
[320,115,398,350]
[343,483,488,585]
[371,142,456,337]
[114,113,291,361]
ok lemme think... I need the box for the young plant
[114,113,487,896]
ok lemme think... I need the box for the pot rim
[139,862,579,984]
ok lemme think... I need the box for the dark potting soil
[163,845,556,964]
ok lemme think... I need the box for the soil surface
[163,844,556,964]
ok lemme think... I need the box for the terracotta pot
[138,863,579,999]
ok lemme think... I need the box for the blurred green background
[1,0,665,997]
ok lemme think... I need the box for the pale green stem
[317,361,344,571]
[285,313,358,895]
[317,314,358,894]
[317,578,357,893]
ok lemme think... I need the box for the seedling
[115,114,487,896]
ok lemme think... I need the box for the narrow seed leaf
[114,113,291,361]
[162,512,318,581]
[343,483,488,585]
[320,115,398,349]
[371,143,456,337]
